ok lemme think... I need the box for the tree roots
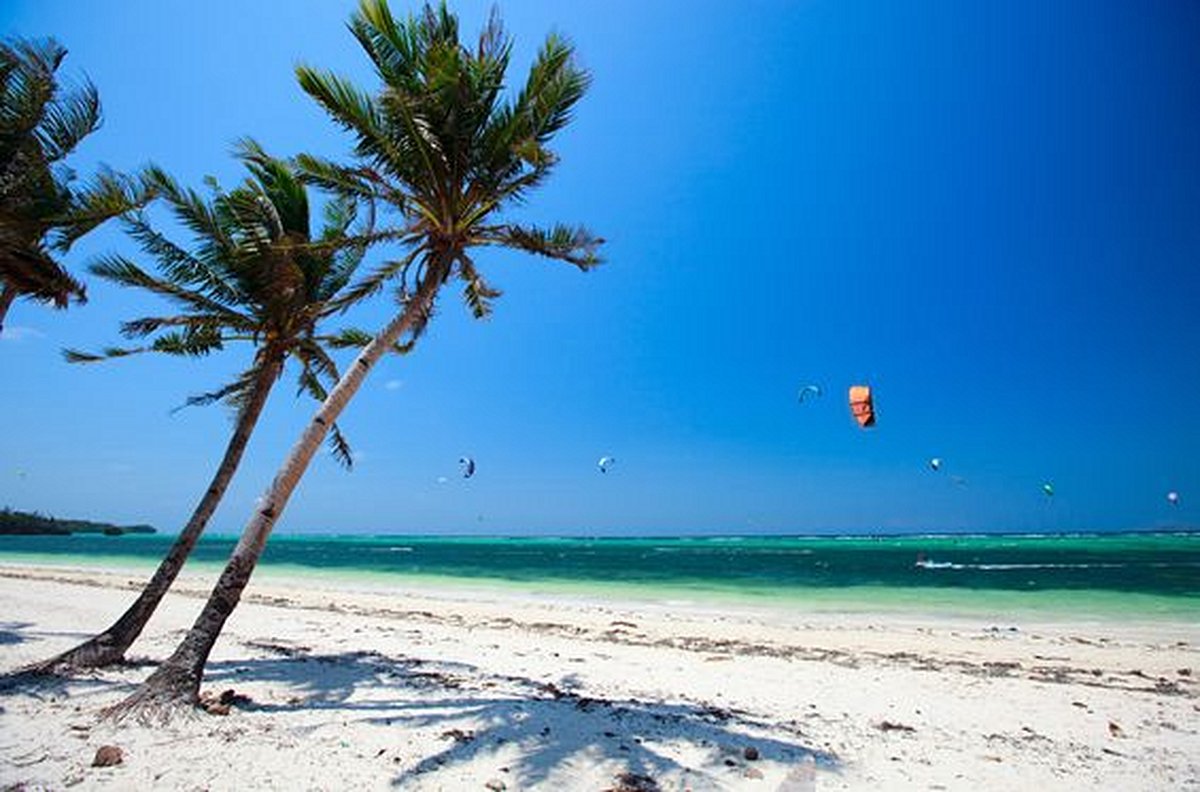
[101,662,202,725]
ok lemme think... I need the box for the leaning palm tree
[0,37,143,333]
[23,141,376,675]
[110,0,602,719]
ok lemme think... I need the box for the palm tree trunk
[107,271,440,720]
[0,283,17,335]
[26,356,285,675]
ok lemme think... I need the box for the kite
[848,385,875,428]
[798,384,822,403]
[459,456,476,478]
[1042,482,1055,498]
[1167,491,1180,506]
[598,456,616,474]
[929,458,942,472]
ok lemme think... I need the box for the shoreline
[1,561,1198,789]
[1,552,1198,623]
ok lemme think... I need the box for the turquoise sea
[1,532,1197,618]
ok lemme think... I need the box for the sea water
[1,532,1197,618]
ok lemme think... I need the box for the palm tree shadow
[0,621,35,646]
[0,621,149,694]
[0,621,99,649]
[0,665,132,699]
[203,646,455,711]
[202,646,837,788]
[381,688,837,789]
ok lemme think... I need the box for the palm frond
[0,36,141,316]
[118,315,241,340]
[326,422,354,469]
[321,327,375,349]
[120,212,243,305]
[142,165,235,256]
[457,252,500,319]
[0,38,62,145]
[295,66,407,173]
[350,0,421,91]
[481,223,603,269]
[0,242,86,307]
[88,253,247,321]
[233,137,310,236]
[34,74,100,164]
[517,34,590,145]
[291,344,356,470]
[326,243,426,314]
[173,374,253,413]
[62,345,142,363]
[148,327,225,358]
[293,153,392,210]
[52,166,151,251]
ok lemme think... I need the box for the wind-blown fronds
[76,146,377,437]
[323,327,376,349]
[0,37,146,325]
[481,223,604,269]
[296,0,603,333]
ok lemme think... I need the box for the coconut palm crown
[295,0,602,312]
[68,139,373,461]
[0,37,143,332]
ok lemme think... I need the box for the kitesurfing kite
[598,456,616,474]
[459,456,476,479]
[929,458,942,472]
[848,385,875,428]
[1167,491,1180,505]
[798,384,822,403]
[1042,482,1055,498]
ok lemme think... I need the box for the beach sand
[0,562,1197,790]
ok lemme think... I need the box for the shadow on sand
[203,645,839,789]
[0,621,36,646]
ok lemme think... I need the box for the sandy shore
[0,562,1197,791]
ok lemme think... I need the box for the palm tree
[24,141,375,675]
[109,0,602,719]
[0,37,143,334]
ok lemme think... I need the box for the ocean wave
[917,561,1131,571]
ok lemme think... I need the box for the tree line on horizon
[0,507,156,536]
[1,0,603,721]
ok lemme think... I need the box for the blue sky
[2,0,1198,535]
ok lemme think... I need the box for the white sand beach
[0,562,1197,791]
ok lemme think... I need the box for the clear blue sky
[3,0,1198,536]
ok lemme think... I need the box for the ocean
[1,531,1197,618]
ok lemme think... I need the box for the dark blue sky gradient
[2,1,1197,535]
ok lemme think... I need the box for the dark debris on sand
[198,689,252,716]
[604,771,661,792]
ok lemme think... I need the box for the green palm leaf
[0,36,145,328]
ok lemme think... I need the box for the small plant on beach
[0,37,145,334]
[108,0,602,720]
[23,142,377,675]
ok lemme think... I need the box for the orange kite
[848,385,875,428]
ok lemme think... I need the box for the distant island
[0,508,156,536]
